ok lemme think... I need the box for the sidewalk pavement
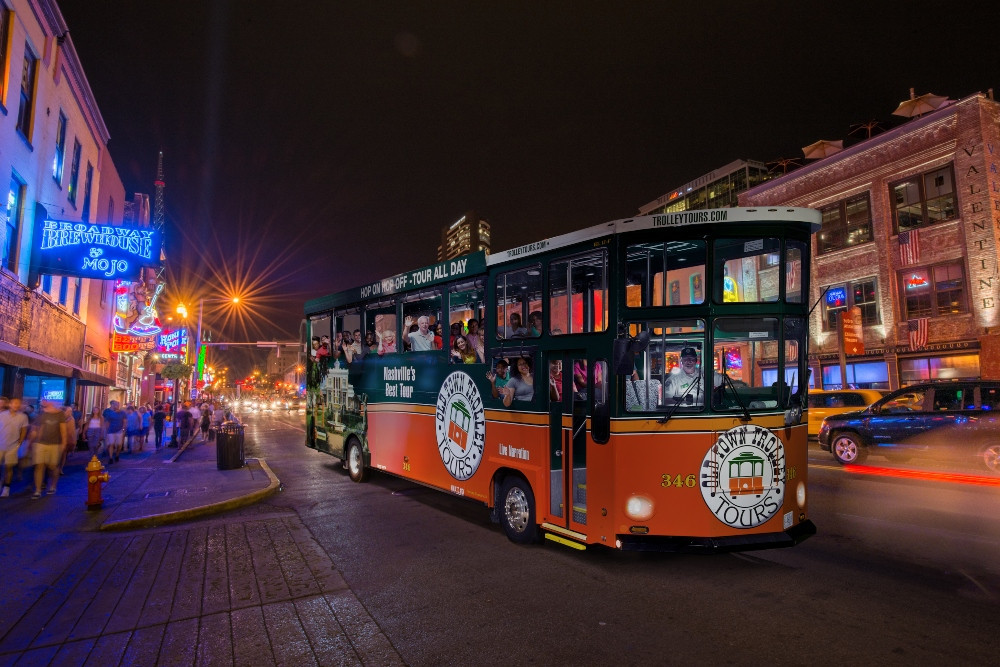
[0,425,405,665]
[0,427,280,531]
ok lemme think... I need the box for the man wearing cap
[663,347,724,406]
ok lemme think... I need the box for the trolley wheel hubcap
[505,487,530,534]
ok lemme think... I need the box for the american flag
[899,229,921,266]
[907,318,929,350]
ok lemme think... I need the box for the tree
[160,363,193,383]
[161,363,193,400]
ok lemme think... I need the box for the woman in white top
[84,407,105,460]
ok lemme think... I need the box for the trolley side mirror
[613,330,650,376]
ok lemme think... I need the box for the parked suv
[818,381,1000,472]
[807,389,887,437]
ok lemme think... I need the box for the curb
[99,458,281,531]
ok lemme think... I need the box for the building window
[0,7,9,104]
[822,278,880,330]
[900,262,966,319]
[817,193,872,254]
[81,162,94,222]
[899,354,980,385]
[53,112,67,183]
[16,44,37,139]
[42,274,51,293]
[58,276,68,305]
[891,165,956,233]
[73,277,82,315]
[68,140,82,205]
[3,173,25,272]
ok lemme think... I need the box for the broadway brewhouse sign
[30,219,162,281]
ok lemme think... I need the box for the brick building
[741,91,1000,390]
[0,0,123,409]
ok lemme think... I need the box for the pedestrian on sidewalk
[125,405,141,454]
[60,404,77,473]
[84,407,104,461]
[189,403,202,443]
[152,403,167,449]
[199,405,212,442]
[140,405,151,448]
[103,400,125,463]
[30,400,69,499]
[176,402,193,447]
[0,397,29,497]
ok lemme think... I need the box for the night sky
[57,1,997,372]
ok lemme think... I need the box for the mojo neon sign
[32,219,162,280]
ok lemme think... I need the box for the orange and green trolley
[304,207,819,551]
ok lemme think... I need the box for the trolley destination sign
[307,251,487,311]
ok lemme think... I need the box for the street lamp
[192,296,241,402]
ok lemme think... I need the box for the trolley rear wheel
[346,439,369,483]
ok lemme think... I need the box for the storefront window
[899,354,980,385]
[821,361,890,390]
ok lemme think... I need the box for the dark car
[817,381,1000,473]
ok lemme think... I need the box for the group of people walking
[0,396,231,500]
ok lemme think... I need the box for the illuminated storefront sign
[111,332,157,353]
[31,219,162,280]
[113,273,164,336]
[156,328,189,361]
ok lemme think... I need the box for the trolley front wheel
[499,477,538,544]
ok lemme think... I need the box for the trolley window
[496,265,541,339]
[626,240,706,307]
[549,249,608,335]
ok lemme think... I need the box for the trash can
[216,421,245,470]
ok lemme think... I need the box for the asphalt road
[237,410,1000,666]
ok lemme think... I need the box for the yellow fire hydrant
[86,455,110,510]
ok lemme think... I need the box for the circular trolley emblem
[435,371,486,481]
[699,424,785,529]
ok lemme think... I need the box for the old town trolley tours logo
[699,424,785,529]
[435,371,486,481]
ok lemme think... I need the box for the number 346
[661,473,696,488]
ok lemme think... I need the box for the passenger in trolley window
[486,358,510,398]
[403,315,436,351]
[450,335,478,364]
[377,328,397,355]
[504,312,528,338]
[528,311,543,337]
[549,359,563,401]
[501,355,535,406]
[662,347,724,406]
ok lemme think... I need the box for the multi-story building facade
[437,210,491,261]
[741,91,1000,389]
[639,159,771,215]
[0,0,123,410]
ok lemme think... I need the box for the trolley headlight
[624,495,654,521]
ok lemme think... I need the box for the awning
[0,341,72,377]
[72,368,115,386]
[0,341,114,385]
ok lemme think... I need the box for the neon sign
[905,274,928,289]
[826,287,847,306]
[32,219,161,280]
[113,275,164,336]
